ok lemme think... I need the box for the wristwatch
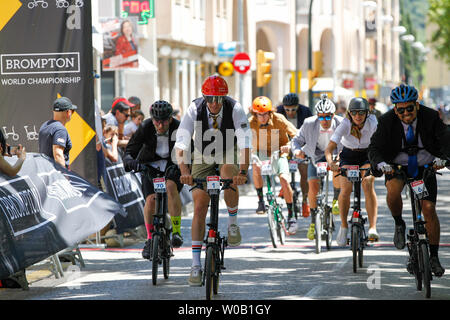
[239,170,247,175]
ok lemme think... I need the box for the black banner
[0,0,97,185]
[0,153,126,279]
[104,156,145,234]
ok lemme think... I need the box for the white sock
[227,206,238,227]
[191,241,202,267]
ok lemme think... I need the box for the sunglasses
[396,104,415,114]
[318,115,332,121]
[350,110,367,116]
[203,95,224,104]
[121,111,130,118]
[153,118,170,125]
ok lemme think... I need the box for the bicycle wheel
[151,234,160,285]
[267,206,278,248]
[419,243,431,298]
[277,207,286,245]
[413,246,423,291]
[315,211,322,254]
[205,246,215,300]
[325,207,333,250]
[163,236,170,279]
[352,226,359,273]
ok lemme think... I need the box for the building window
[185,0,191,8]
[175,0,182,5]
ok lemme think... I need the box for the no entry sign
[232,52,251,74]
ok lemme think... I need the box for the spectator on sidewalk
[38,97,76,169]
[124,110,144,138]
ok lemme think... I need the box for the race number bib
[206,176,221,191]
[289,160,298,172]
[153,177,166,193]
[261,160,273,176]
[411,180,428,199]
[345,165,360,182]
[317,162,328,177]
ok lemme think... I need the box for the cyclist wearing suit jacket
[123,100,184,260]
[368,84,450,277]
[276,93,313,219]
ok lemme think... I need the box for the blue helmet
[390,84,418,104]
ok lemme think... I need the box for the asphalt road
[1,171,450,301]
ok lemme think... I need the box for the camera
[6,145,18,156]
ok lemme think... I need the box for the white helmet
[315,94,336,114]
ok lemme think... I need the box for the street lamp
[392,25,407,34]
[401,34,415,43]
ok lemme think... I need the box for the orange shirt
[249,112,298,156]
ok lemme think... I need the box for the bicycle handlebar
[190,178,236,193]
[335,166,372,178]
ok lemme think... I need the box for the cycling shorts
[385,165,437,203]
[141,164,183,198]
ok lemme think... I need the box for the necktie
[406,124,418,178]
[210,114,219,130]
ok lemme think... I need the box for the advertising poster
[0,0,97,185]
[101,17,139,70]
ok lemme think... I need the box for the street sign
[232,52,251,74]
[217,42,237,58]
[218,61,234,77]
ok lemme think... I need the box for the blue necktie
[406,125,418,178]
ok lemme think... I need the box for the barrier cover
[0,0,97,185]
[0,153,126,279]
[103,155,145,234]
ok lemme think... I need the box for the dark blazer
[368,105,450,176]
[123,118,180,172]
[276,103,313,129]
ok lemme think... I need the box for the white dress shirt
[330,114,378,149]
[175,100,252,152]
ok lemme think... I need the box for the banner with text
[104,156,145,234]
[0,153,126,279]
[0,0,97,185]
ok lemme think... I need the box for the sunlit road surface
[2,171,450,300]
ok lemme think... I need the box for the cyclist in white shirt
[291,95,343,240]
[325,97,379,246]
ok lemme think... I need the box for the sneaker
[142,239,152,260]
[302,202,310,218]
[430,256,445,277]
[307,223,315,240]
[188,265,203,286]
[393,221,406,250]
[336,226,348,246]
[368,228,379,242]
[256,201,266,215]
[228,224,242,246]
[171,232,184,248]
[332,199,339,215]
[287,218,298,235]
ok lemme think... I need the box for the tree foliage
[428,0,450,65]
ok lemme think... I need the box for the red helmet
[201,75,228,96]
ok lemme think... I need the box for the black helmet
[348,97,369,111]
[150,100,173,120]
[282,93,299,106]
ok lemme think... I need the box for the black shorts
[141,164,183,198]
[339,147,370,167]
[384,166,437,203]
